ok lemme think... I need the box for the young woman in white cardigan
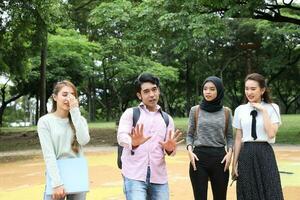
[38,80,90,200]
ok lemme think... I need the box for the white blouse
[232,102,281,143]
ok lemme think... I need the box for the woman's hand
[250,102,264,112]
[221,150,232,172]
[187,146,199,171]
[231,162,239,180]
[52,185,66,200]
[68,93,79,110]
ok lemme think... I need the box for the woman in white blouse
[232,73,283,200]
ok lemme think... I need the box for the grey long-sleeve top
[37,107,90,188]
[186,106,233,150]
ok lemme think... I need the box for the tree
[0,1,40,126]
[190,0,300,25]
[87,0,179,120]
[255,21,300,113]
[31,0,65,117]
[29,28,101,114]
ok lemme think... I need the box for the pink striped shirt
[117,103,175,184]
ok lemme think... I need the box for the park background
[0,0,299,199]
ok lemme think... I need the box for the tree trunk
[87,79,92,122]
[102,59,111,121]
[88,77,96,122]
[0,89,23,127]
[35,94,39,125]
[160,92,169,114]
[195,66,199,105]
[0,105,6,127]
[39,32,47,118]
[92,78,96,121]
[185,60,191,117]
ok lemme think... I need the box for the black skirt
[237,142,284,200]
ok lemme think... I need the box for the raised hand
[250,102,264,111]
[130,124,151,148]
[159,129,183,153]
[67,93,79,109]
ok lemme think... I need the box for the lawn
[0,114,299,152]
[173,114,300,144]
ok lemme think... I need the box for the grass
[0,114,299,152]
[276,114,300,144]
[175,115,300,144]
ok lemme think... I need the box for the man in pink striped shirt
[117,73,182,200]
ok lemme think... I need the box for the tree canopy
[0,0,299,126]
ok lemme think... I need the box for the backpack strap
[160,110,169,141]
[223,106,230,137]
[194,105,200,133]
[132,107,140,127]
[160,110,169,128]
[133,107,169,128]
[194,105,200,134]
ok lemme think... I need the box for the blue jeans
[123,167,169,200]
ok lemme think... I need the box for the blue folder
[45,157,89,195]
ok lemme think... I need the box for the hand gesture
[221,151,232,172]
[68,93,79,109]
[159,129,183,153]
[130,124,151,147]
[52,185,66,200]
[250,102,264,111]
[188,149,199,171]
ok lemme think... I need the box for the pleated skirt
[237,142,284,200]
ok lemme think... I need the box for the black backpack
[117,107,169,169]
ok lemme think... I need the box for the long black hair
[52,80,80,153]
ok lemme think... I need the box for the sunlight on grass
[87,187,124,200]
[278,161,300,187]
[87,154,118,167]
[0,185,44,200]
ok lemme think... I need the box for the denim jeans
[123,167,169,200]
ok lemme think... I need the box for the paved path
[1,144,300,157]
[0,145,299,200]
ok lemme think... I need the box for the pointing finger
[194,154,199,161]
[140,124,144,135]
[173,130,182,141]
[168,130,172,140]
[192,160,197,171]
[145,136,152,142]
[221,157,226,164]
[176,139,184,145]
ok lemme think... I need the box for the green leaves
[89,0,132,34]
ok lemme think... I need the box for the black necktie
[250,110,258,140]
